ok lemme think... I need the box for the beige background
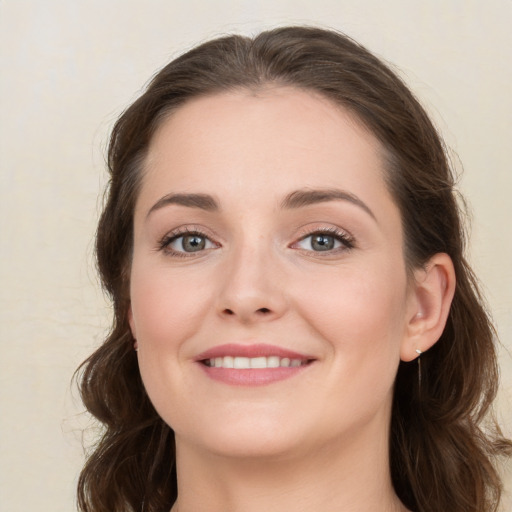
[1,1,511,510]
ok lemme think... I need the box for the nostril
[220,307,273,318]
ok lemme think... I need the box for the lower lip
[198,364,311,386]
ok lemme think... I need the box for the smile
[203,356,308,369]
[195,344,315,386]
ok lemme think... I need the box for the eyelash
[293,226,355,254]
[157,226,355,258]
[157,227,217,258]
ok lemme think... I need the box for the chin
[192,434,303,460]
[173,410,313,460]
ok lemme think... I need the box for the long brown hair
[77,26,511,512]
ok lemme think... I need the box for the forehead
[139,87,393,214]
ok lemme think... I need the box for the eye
[160,231,217,255]
[293,229,354,253]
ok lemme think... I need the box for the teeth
[206,356,307,369]
[267,356,280,368]
[234,357,250,369]
[250,357,267,368]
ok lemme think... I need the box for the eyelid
[290,225,355,252]
[157,225,220,256]
[156,224,354,257]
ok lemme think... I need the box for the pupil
[183,235,205,252]
[312,235,334,251]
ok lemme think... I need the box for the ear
[128,303,138,351]
[401,253,456,362]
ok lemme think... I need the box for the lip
[195,343,315,386]
[195,343,313,360]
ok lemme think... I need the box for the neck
[170,420,407,512]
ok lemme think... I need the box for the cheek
[276,265,409,435]
[129,264,211,427]
[129,264,211,347]
[294,264,408,362]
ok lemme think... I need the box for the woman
[77,26,511,512]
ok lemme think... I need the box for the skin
[128,87,455,512]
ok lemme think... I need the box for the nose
[215,242,288,324]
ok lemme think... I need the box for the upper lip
[195,343,314,361]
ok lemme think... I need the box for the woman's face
[129,88,416,459]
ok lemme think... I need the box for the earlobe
[401,253,456,362]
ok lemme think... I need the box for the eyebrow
[281,188,376,221]
[146,188,376,221]
[147,193,219,218]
